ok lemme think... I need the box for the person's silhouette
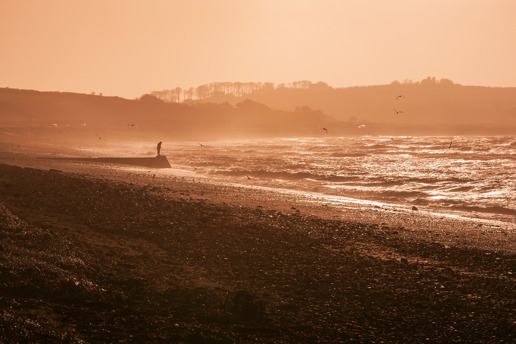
[157,141,162,157]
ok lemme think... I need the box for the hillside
[0,88,338,144]
[2,81,516,144]
[152,79,516,135]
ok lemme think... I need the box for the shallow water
[76,136,516,224]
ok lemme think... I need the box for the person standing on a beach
[157,141,162,156]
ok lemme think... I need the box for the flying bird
[395,95,406,100]
[199,143,205,147]
[449,141,453,148]
[246,175,251,180]
[393,109,404,115]
[357,125,366,129]
[322,128,328,133]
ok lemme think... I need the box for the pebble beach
[0,147,514,343]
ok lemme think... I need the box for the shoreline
[1,147,515,254]
[0,159,515,342]
[44,155,172,168]
[2,138,515,226]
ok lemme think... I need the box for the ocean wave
[447,186,475,192]
[213,169,361,183]
[365,144,391,149]
[322,175,360,182]
[405,177,443,184]
[330,152,369,157]
[169,136,515,222]
[378,190,429,198]
[348,180,407,187]
[449,205,516,216]
[214,169,315,180]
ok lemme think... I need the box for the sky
[1,0,515,98]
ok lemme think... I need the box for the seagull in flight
[322,128,328,133]
[395,95,406,100]
[393,109,404,115]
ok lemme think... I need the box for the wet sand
[0,148,515,343]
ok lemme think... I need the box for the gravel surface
[0,159,514,343]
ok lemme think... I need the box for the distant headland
[1,78,515,141]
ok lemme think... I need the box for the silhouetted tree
[195,85,210,100]
[439,78,454,86]
[313,81,330,89]
[262,82,275,93]
[184,87,194,101]
[139,94,163,104]
[421,77,437,86]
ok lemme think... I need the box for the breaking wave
[162,135,515,223]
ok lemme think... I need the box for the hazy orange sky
[1,0,515,98]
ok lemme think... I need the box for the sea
[79,136,516,225]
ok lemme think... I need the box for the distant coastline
[1,80,516,141]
